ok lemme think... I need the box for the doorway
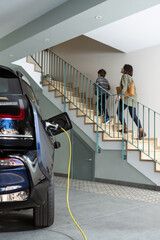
[71,131,95,181]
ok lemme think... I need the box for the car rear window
[0,78,22,94]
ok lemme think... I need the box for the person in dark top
[95,69,111,123]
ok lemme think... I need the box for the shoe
[139,129,147,140]
[119,125,127,133]
[104,118,111,124]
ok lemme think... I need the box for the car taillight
[0,158,24,166]
[0,99,25,120]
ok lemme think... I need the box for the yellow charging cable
[61,128,87,240]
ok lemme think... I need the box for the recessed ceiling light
[44,38,50,42]
[9,54,14,57]
[95,15,102,20]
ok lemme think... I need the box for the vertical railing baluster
[49,51,51,79]
[154,111,156,162]
[118,95,120,138]
[56,55,58,88]
[83,75,85,113]
[54,53,55,82]
[113,95,115,138]
[37,52,39,66]
[41,51,43,84]
[91,80,92,118]
[137,102,139,149]
[76,70,78,107]
[59,57,60,91]
[127,97,129,141]
[104,92,106,133]
[109,94,111,137]
[73,68,75,104]
[64,61,66,112]
[50,51,52,84]
[96,85,99,152]
[62,59,64,94]
[132,99,134,144]
[86,77,88,115]
[79,73,82,110]
[67,64,69,99]
[100,89,102,127]
[122,95,125,159]
[148,109,150,156]
[47,50,49,75]
[70,66,72,101]
[143,105,145,152]
[45,51,47,75]
[44,51,46,76]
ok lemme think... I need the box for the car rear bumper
[0,179,50,211]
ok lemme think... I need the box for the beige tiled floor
[55,176,160,204]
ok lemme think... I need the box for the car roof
[0,65,18,78]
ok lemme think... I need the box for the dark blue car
[0,65,72,227]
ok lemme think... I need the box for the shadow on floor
[0,210,38,232]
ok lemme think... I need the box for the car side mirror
[45,112,72,136]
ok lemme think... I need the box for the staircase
[42,76,160,171]
[14,50,160,185]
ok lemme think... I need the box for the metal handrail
[30,50,160,166]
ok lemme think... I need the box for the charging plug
[45,121,59,131]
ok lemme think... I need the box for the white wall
[51,35,160,137]
[51,36,160,112]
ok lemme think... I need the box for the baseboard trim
[54,172,68,178]
[95,178,160,191]
[54,174,160,191]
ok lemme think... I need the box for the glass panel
[0,78,22,94]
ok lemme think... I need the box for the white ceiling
[1,0,160,65]
[85,3,160,53]
[0,0,67,38]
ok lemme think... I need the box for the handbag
[116,82,134,98]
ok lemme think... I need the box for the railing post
[148,108,150,156]
[64,61,66,112]
[127,97,129,141]
[40,51,43,85]
[154,111,156,161]
[109,94,111,136]
[117,95,120,138]
[137,102,139,148]
[96,85,100,153]
[122,95,125,159]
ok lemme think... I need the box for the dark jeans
[98,94,109,119]
[117,100,142,128]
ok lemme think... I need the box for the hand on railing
[115,96,120,103]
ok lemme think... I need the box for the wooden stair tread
[127,139,158,151]
[155,162,160,171]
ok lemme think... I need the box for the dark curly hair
[123,64,133,76]
[98,69,106,78]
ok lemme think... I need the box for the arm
[94,79,98,95]
[120,74,128,95]
[107,80,111,91]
